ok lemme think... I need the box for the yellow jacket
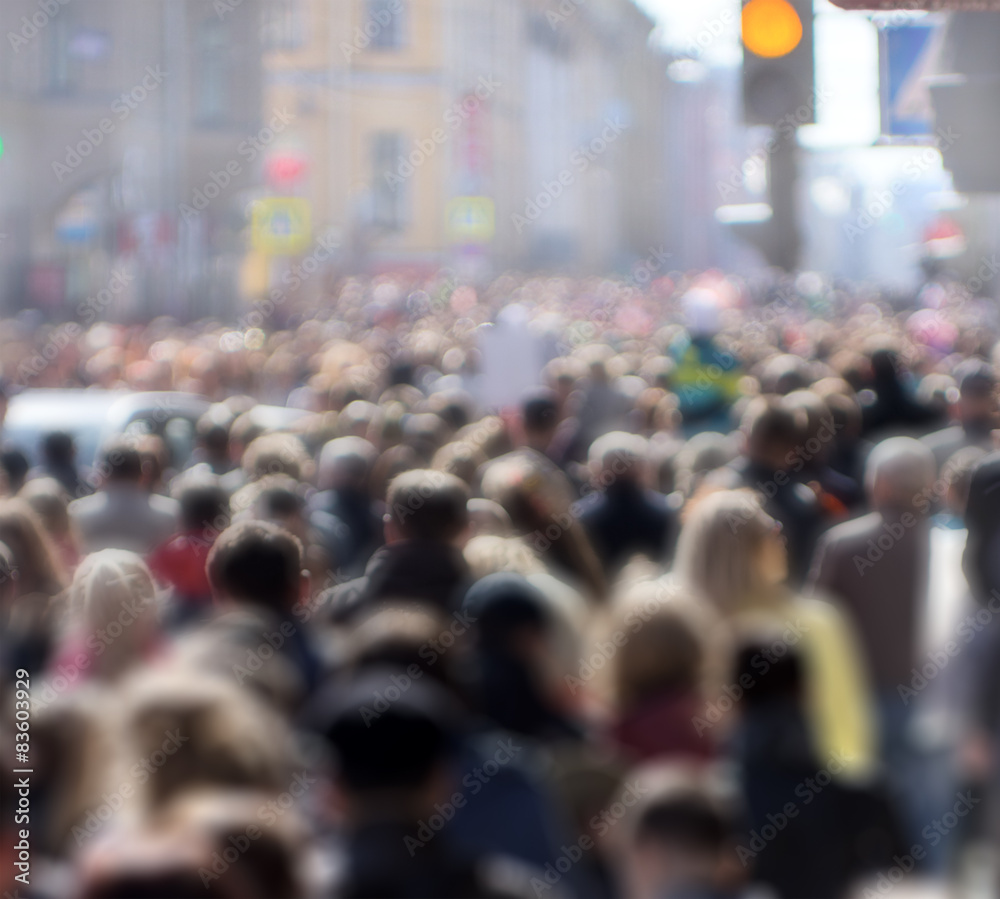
[733,595,878,782]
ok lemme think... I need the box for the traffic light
[741,0,815,125]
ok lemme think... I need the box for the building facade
[0,0,267,319]
[0,0,672,319]
[259,0,671,283]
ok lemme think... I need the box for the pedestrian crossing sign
[447,196,495,243]
[251,197,312,255]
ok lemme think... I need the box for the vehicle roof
[3,389,209,466]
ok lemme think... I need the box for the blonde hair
[673,489,776,616]
[464,535,544,580]
[603,579,725,710]
[32,684,120,854]
[68,549,158,679]
[242,432,311,482]
[122,668,296,811]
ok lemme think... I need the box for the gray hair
[317,436,377,491]
[588,430,648,472]
[864,437,935,509]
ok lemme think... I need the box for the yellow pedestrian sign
[447,196,495,243]
[251,197,312,255]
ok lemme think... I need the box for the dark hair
[197,411,231,453]
[42,430,76,465]
[0,449,29,491]
[100,438,143,482]
[955,357,997,398]
[744,397,802,451]
[635,790,730,857]
[348,605,462,693]
[206,521,302,612]
[315,670,457,793]
[463,573,551,650]
[82,870,232,899]
[386,469,469,542]
[257,482,305,519]
[733,639,804,706]
[179,482,230,532]
[522,389,558,432]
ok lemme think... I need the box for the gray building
[0,0,267,320]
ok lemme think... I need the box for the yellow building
[258,0,668,282]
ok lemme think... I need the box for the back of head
[42,430,76,466]
[634,780,731,858]
[466,499,513,540]
[206,520,303,612]
[759,354,810,395]
[176,479,229,533]
[463,572,551,651]
[612,586,705,709]
[630,767,737,892]
[741,396,803,463]
[782,390,833,445]
[252,475,305,522]
[674,489,775,614]
[309,669,458,794]
[431,440,484,485]
[70,550,157,677]
[228,410,266,455]
[123,668,295,809]
[385,468,469,543]
[347,604,460,689]
[317,436,377,492]
[674,431,736,497]
[71,548,156,631]
[955,357,996,401]
[196,409,232,453]
[587,430,647,484]
[480,450,573,531]
[241,433,309,482]
[1,448,29,492]
[864,436,934,513]
[522,388,559,434]
[99,437,143,485]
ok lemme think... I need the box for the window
[365,0,406,51]
[196,19,229,124]
[262,0,307,51]
[45,17,77,94]
[371,132,408,231]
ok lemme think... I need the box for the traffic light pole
[768,132,801,271]
[726,128,802,272]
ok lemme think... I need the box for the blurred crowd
[1,269,1000,898]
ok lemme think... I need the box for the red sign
[266,153,308,188]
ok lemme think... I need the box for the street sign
[879,22,940,137]
[251,197,311,255]
[446,196,495,243]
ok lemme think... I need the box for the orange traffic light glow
[741,0,803,58]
